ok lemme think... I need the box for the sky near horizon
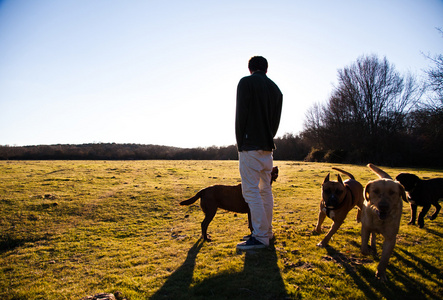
[0,0,442,148]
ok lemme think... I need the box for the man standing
[235,56,283,250]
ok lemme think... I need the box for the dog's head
[271,166,279,184]
[364,179,406,220]
[395,173,420,192]
[322,173,346,209]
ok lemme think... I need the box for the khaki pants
[239,150,274,245]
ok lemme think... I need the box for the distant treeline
[0,128,441,167]
[0,143,238,161]
[0,134,309,162]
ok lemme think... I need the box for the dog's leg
[429,202,441,220]
[376,236,396,281]
[418,204,431,228]
[201,208,217,242]
[361,225,371,255]
[370,232,377,256]
[408,204,417,225]
[356,209,362,223]
[318,219,343,247]
[314,210,326,234]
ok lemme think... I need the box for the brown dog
[362,163,406,281]
[180,166,278,241]
[395,173,443,228]
[315,167,363,247]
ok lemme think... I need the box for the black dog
[395,173,443,228]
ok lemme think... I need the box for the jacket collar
[251,70,267,76]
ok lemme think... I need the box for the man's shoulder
[239,74,254,82]
[239,73,266,84]
[237,75,255,89]
[238,72,281,92]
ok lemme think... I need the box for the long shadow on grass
[189,245,287,299]
[150,238,204,300]
[325,246,378,299]
[425,227,443,238]
[150,241,287,300]
[0,233,50,254]
[326,245,442,300]
[385,247,442,300]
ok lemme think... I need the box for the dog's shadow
[425,226,443,238]
[325,245,379,299]
[387,247,442,298]
[150,239,287,300]
[325,244,441,300]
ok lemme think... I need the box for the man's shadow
[150,239,287,299]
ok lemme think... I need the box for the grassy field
[0,160,442,300]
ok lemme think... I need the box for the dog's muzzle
[376,200,390,220]
[324,195,345,219]
[325,195,339,209]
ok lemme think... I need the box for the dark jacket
[235,71,283,152]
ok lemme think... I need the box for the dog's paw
[407,221,415,225]
[429,215,437,220]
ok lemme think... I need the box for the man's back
[235,71,282,152]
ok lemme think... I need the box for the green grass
[0,160,442,300]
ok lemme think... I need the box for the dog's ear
[274,166,279,176]
[364,182,372,201]
[337,174,343,184]
[270,166,279,184]
[323,173,330,184]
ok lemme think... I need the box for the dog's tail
[367,163,392,179]
[332,167,355,180]
[179,190,203,206]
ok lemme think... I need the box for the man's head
[248,56,268,73]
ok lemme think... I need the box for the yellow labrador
[362,164,406,281]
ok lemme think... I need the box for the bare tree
[423,28,443,108]
[302,102,325,147]
[405,29,443,166]
[334,55,421,137]
[302,54,424,164]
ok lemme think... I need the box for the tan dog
[315,167,363,247]
[362,163,406,281]
[180,166,278,241]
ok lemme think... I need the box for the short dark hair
[248,56,268,72]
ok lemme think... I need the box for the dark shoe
[242,233,275,242]
[242,234,252,241]
[236,237,267,250]
[243,233,275,241]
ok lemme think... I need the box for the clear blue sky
[1,0,442,148]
